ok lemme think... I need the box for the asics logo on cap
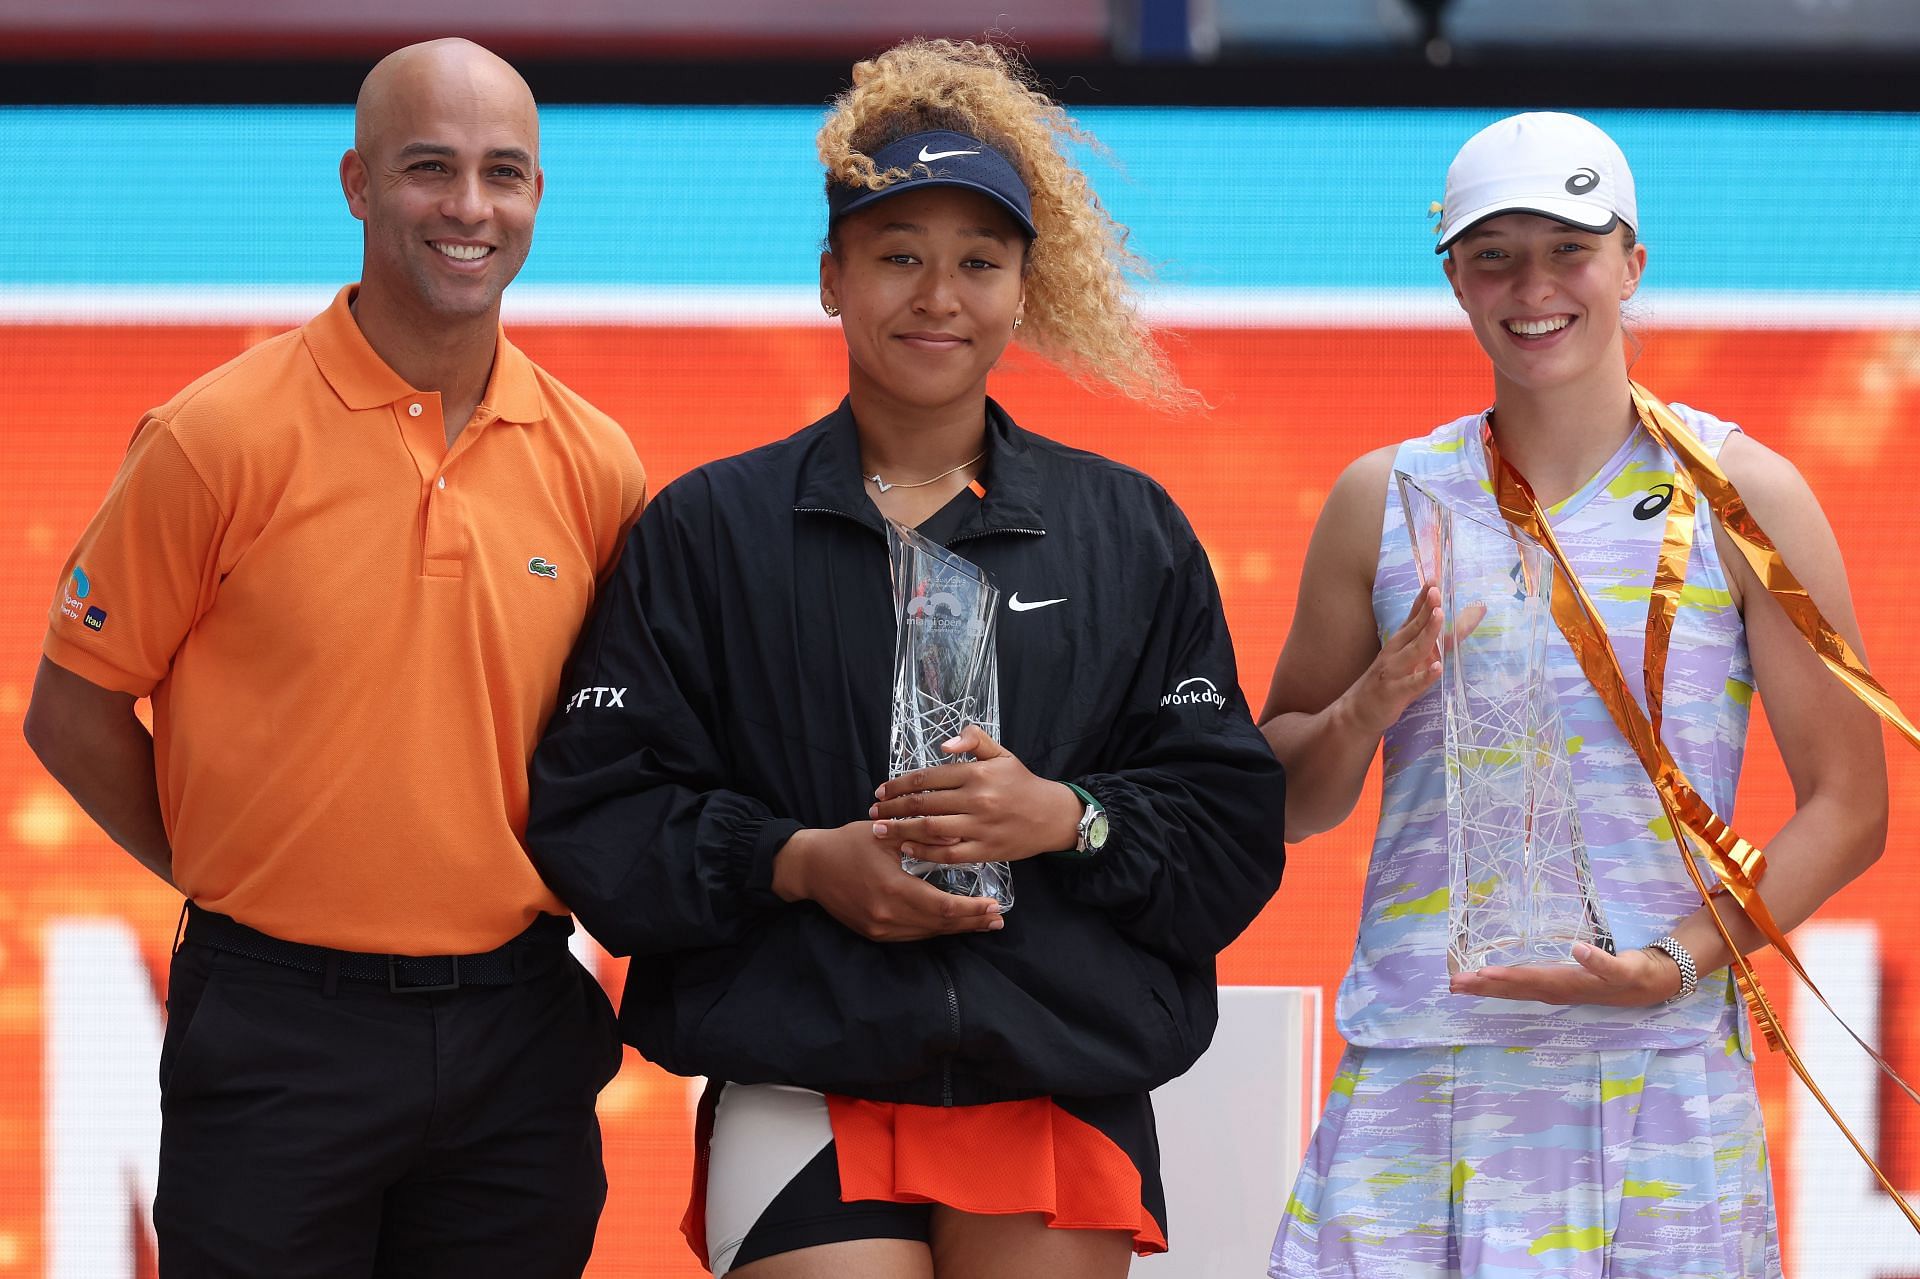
[1565,168,1600,195]
[918,146,980,162]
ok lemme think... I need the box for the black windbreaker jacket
[527,400,1287,1106]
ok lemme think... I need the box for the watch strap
[1057,781,1102,858]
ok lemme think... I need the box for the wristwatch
[1064,782,1109,856]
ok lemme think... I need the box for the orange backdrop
[3,320,1918,1275]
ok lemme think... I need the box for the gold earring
[823,301,840,317]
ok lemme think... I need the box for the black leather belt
[182,901,573,993]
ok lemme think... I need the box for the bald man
[25,39,644,1276]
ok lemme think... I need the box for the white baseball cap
[1433,112,1637,255]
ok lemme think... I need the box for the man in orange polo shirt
[23,38,643,1277]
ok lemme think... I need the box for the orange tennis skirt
[683,1085,1168,1265]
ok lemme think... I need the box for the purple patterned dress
[1271,406,1779,1278]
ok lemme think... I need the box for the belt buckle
[388,954,460,994]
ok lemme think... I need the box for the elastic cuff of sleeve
[746,817,805,906]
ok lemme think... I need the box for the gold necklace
[863,449,986,494]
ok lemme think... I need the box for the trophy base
[1450,929,1616,973]
[902,856,1014,912]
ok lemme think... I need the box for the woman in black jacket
[529,38,1286,1279]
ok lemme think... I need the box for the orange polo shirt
[44,286,645,952]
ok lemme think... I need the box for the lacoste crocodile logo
[527,557,559,579]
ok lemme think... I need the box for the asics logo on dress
[1161,676,1226,709]
[918,146,980,162]
[565,686,626,712]
[1633,484,1675,520]
[1007,593,1066,613]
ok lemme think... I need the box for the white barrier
[1140,986,1322,1278]
[1788,921,1920,1277]
[44,920,161,1279]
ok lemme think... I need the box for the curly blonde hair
[818,38,1187,407]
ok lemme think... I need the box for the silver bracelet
[1645,935,1699,1004]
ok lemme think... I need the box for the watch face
[1086,809,1110,850]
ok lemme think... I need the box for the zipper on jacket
[928,952,961,1106]
[949,527,1045,545]
[793,505,871,527]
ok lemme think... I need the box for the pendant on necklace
[867,474,893,493]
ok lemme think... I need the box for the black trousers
[152,922,624,1278]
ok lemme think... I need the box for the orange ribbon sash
[1483,382,1919,1231]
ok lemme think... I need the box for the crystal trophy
[1396,472,1612,970]
[885,519,1014,911]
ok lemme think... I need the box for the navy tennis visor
[827,130,1037,239]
